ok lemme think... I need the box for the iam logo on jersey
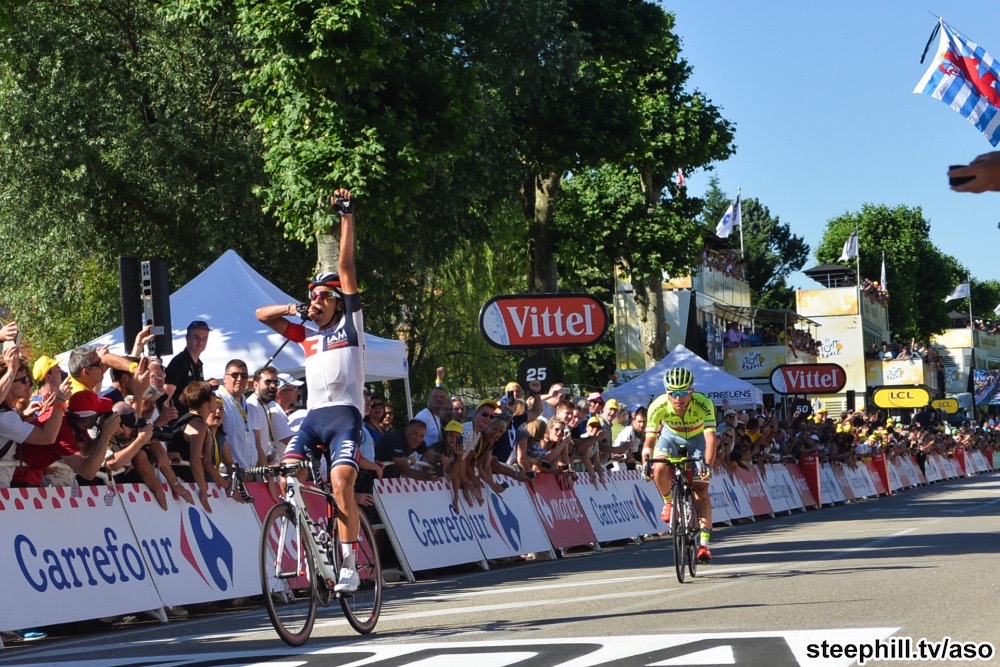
[179,507,235,591]
[632,485,659,529]
[487,494,521,552]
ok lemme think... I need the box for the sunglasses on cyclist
[311,289,341,302]
[668,390,692,398]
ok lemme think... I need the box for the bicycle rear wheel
[671,490,686,583]
[260,503,318,646]
[686,489,699,578]
[336,511,383,634]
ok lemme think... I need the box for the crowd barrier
[1,449,997,640]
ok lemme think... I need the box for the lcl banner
[479,293,608,349]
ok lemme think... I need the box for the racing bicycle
[234,459,382,645]
[647,444,701,583]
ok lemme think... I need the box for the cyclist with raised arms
[641,366,718,564]
[256,188,363,593]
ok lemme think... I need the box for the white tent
[604,344,762,410]
[77,250,411,407]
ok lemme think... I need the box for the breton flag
[838,232,858,262]
[944,282,971,302]
[715,194,741,239]
[993,302,1000,316]
[880,252,887,290]
[914,18,1000,146]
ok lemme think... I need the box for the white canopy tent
[75,250,411,411]
[604,344,762,410]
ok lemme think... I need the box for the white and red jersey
[282,292,365,411]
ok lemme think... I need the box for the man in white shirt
[215,359,265,468]
[247,366,294,463]
[414,386,449,446]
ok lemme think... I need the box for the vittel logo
[479,294,608,350]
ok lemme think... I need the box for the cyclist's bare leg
[692,482,712,531]
[330,464,360,542]
[651,462,674,506]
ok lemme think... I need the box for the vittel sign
[769,363,847,395]
[479,293,608,350]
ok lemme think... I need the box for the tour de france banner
[0,486,163,630]
[120,483,263,607]
[723,346,788,379]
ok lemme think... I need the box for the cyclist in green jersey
[641,366,718,563]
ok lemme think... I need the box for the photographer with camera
[13,345,153,487]
[0,348,72,489]
[103,402,194,511]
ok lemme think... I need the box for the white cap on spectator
[277,373,303,389]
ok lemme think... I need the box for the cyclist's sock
[661,492,673,504]
[699,529,711,546]
[341,541,358,569]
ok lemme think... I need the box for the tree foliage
[815,204,959,341]
[0,1,307,354]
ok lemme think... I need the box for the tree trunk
[633,167,667,365]
[527,171,561,293]
[316,228,339,275]
[633,274,666,365]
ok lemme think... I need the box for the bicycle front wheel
[671,491,686,583]
[260,503,318,646]
[336,511,383,634]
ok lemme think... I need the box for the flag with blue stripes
[914,18,1000,146]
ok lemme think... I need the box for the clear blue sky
[665,1,1000,291]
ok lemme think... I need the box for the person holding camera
[103,402,193,510]
[0,348,72,488]
[12,345,149,487]
[256,188,366,594]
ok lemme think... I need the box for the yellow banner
[723,346,788,379]
[865,359,926,386]
[931,398,959,414]
[872,386,929,409]
[796,287,858,317]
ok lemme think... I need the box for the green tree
[557,9,735,369]
[815,204,959,341]
[0,1,306,354]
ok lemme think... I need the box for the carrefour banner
[0,486,163,631]
[120,483,261,606]
[374,478,486,571]
[571,474,652,542]
[458,482,552,560]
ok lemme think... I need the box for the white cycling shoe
[334,566,359,594]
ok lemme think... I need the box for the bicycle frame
[269,474,338,590]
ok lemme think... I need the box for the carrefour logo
[15,527,156,593]
[487,494,522,552]
[408,505,485,547]
[722,476,741,510]
[179,508,234,591]
[632,485,659,529]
